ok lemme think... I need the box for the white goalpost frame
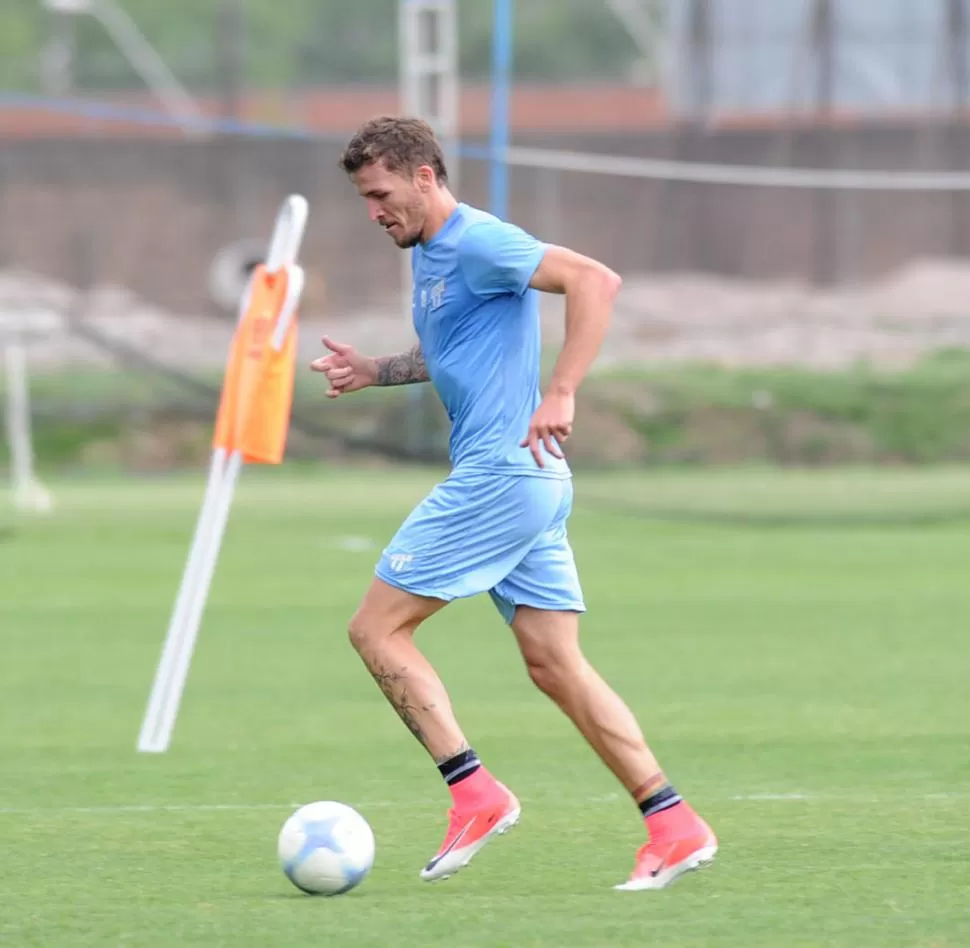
[398,0,458,452]
[398,1,459,293]
[4,343,48,513]
[1,310,58,515]
[136,194,308,755]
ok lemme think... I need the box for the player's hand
[521,391,574,468]
[310,336,378,399]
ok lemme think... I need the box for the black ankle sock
[638,784,683,818]
[437,748,481,786]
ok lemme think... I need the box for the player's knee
[347,609,380,656]
[522,643,582,699]
[347,607,414,657]
[515,611,584,698]
[525,657,563,698]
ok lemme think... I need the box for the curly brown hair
[339,115,449,184]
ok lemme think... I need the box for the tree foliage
[0,0,643,93]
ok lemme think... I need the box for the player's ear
[415,165,435,193]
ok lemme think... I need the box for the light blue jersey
[410,203,570,478]
[375,203,584,622]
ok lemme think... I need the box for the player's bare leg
[348,578,461,756]
[347,578,520,881]
[511,606,717,890]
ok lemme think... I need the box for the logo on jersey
[388,553,413,573]
[421,278,446,312]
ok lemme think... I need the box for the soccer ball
[277,801,376,896]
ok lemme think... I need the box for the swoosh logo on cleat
[425,817,476,872]
[650,845,673,878]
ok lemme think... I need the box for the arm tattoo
[369,664,433,748]
[375,343,429,386]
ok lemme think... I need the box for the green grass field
[1,467,969,946]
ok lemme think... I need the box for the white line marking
[729,791,969,803]
[729,793,813,801]
[337,535,376,553]
[0,800,412,816]
[0,803,300,815]
[0,791,966,817]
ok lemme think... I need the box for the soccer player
[311,116,717,889]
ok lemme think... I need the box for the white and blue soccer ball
[277,801,375,896]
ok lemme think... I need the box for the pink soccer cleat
[615,809,718,891]
[420,783,521,882]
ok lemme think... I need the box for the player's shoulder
[454,205,536,257]
[455,203,522,233]
[451,205,547,299]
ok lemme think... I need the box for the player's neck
[420,188,459,244]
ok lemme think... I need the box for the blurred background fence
[3,0,970,478]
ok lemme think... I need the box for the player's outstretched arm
[311,336,428,399]
[521,246,621,465]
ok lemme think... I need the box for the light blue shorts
[375,470,585,623]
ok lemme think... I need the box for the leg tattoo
[433,741,471,766]
[370,664,436,748]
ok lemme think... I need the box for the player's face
[352,161,428,249]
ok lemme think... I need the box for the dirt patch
[4,257,970,374]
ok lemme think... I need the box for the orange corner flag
[213,262,302,465]
[137,194,309,755]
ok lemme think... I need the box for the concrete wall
[2,119,969,317]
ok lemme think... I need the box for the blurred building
[2,0,970,314]
[665,0,970,121]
